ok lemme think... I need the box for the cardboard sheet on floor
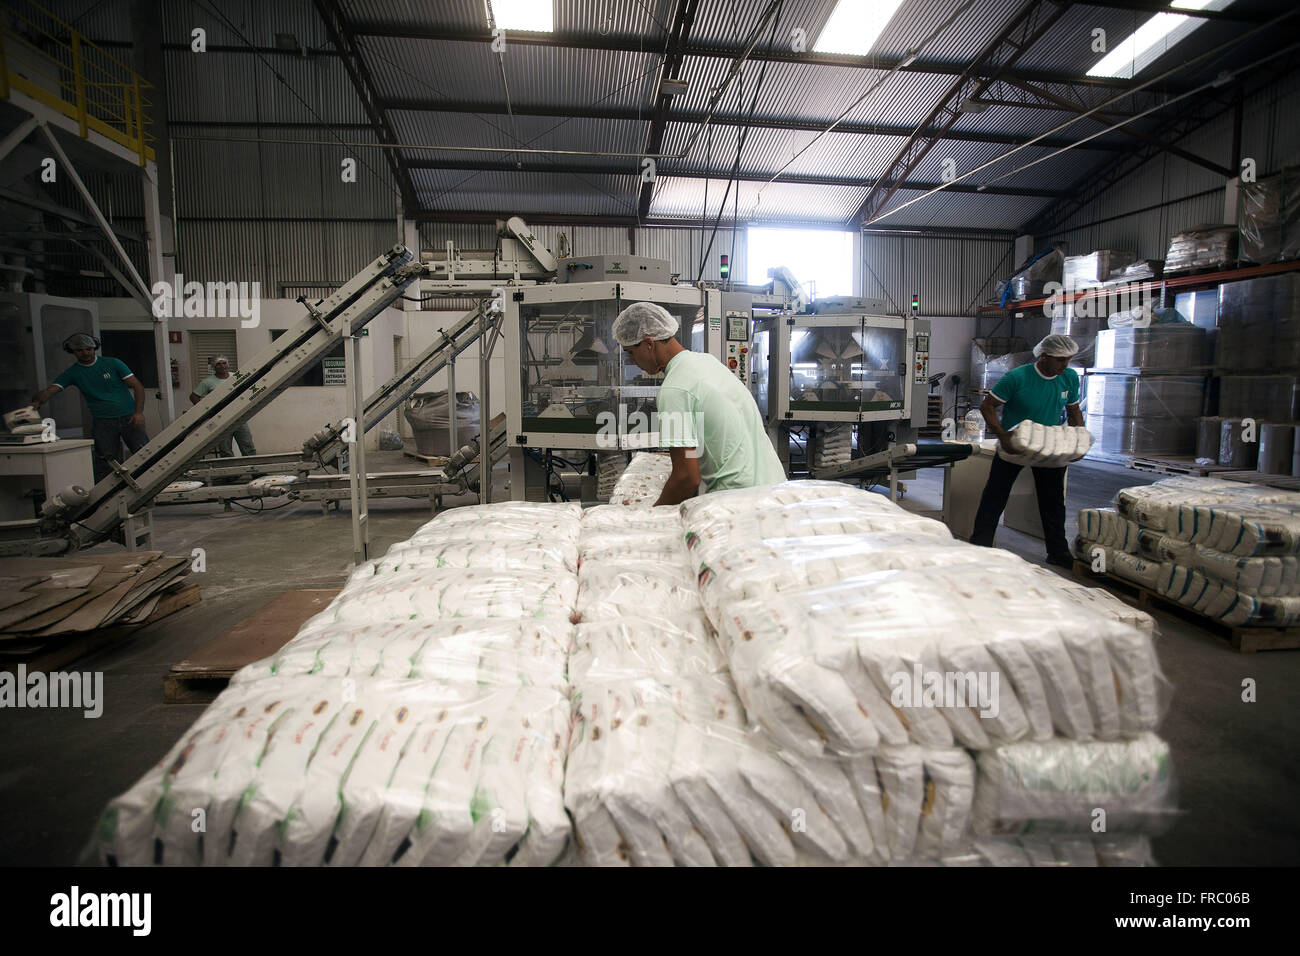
[0,589,92,632]
[28,566,102,590]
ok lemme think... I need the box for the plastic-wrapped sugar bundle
[711,561,1165,756]
[580,503,682,532]
[578,529,686,567]
[316,567,578,624]
[574,562,701,623]
[997,422,1094,467]
[609,452,674,506]
[237,619,571,689]
[1025,567,1159,639]
[565,672,897,866]
[375,535,577,575]
[570,612,727,684]
[95,678,572,867]
[679,479,880,518]
[566,678,786,866]
[1115,477,1300,551]
[970,733,1176,838]
[692,531,1022,623]
[1078,508,1140,552]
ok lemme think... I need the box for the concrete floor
[1,455,1296,866]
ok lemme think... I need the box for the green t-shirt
[656,351,786,493]
[991,362,1081,431]
[53,356,137,418]
[193,374,231,397]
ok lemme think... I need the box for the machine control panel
[725,310,751,384]
[913,332,930,384]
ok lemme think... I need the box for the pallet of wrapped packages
[95,500,585,867]
[1076,476,1300,645]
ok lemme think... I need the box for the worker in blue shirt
[970,334,1084,568]
[29,332,149,484]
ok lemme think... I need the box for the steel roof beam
[851,0,1073,227]
[638,0,701,221]
[1000,76,1235,177]
[374,97,1130,152]
[403,156,1065,196]
[314,0,419,213]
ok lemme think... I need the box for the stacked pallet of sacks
[93,501,581,867]
[608,451,673,506]
[1078,475,1300,627]
[678,481,1175,866]
[568,504,897,865]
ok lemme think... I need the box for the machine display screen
[726,314,749,342]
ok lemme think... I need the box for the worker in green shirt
[971,334,1084,568]
[613,302,785,506]
[189,356,257,457]
[29,332,148,484]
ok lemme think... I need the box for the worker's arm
[980,394,1014,450]
[29,384,62,408]
[1065,402,1084,427]
[654,447,701,507]
[124,374,146,428]
[188,390,202,405]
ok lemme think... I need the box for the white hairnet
[612,301,679,346]
[1033,334,1079,358]
[212,355,230,366]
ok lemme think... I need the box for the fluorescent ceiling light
[490,0,554,33]
[813,0,905,56]
[1087,0,1233,78]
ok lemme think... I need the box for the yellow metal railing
[0,0,155,164]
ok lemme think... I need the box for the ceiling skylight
[813,0,906,56]
[489,0,554,34]
[1087,0,1234,78]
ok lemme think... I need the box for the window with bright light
[814,0,905,56]
[748,227,854,299]
[1087,0,1233,78]
[490,0,554,33]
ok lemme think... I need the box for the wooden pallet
[0,581,200,673]
[163,589,339,703]
[402,449,452,466]
[1072,561,1300,653]
[1127,456,1228,477]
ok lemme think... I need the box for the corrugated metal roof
[413,168,640,217]
[389,111,648,168]
[159,0,334,49]
[362,36,659,110]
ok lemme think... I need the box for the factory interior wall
[94,298,401,453]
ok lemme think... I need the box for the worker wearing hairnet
[970,334,1084,568]
[614,301,785,505]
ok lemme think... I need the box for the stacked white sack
[681,482,1167,756]
[1079,477,1300,626]
[95,500,583,867]
[609,451,673,507]
[813,425,853,468]
[95,677,571,868]
[997,422,1094,467]
[569,503,973,866]
[970,733,1176,838]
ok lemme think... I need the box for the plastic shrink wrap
[1082,476,1300,626]
[95,502,583,867]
